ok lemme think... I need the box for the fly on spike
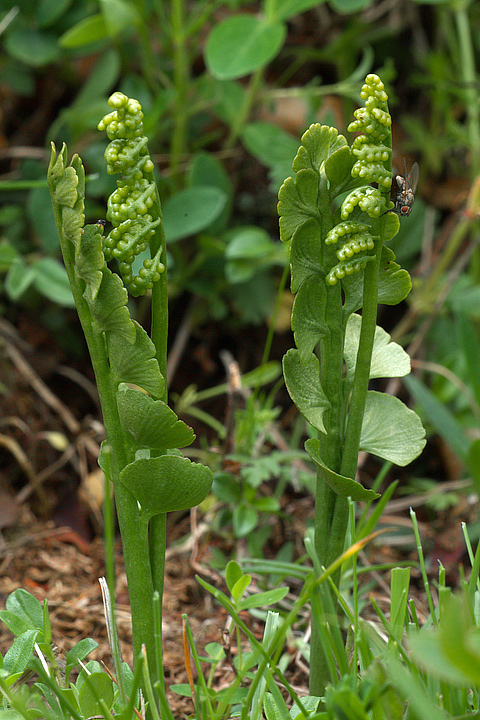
[392,160,419,216]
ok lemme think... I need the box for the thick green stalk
[148,173,170,696]
[341,243,383,478]
[50,201,157,671]
[309,186,346,698]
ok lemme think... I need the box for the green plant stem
[309,186,346,697]
[51,203,157,675]
[453,2,479,177]
[341,245,382,478]
[225,67,264,150]
[148,178,170,696]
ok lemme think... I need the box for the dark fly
[391,160,419,216]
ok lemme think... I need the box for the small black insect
[390,160,419,216]
[96,219,107,228]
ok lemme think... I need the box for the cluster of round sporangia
[98,92,144,141]
[348,74,391,140]
[325,221,369,245]
[350,135,392,189]
[326,257,369,286]
[121,250,164,297]
[340,186,385,220]
[98,92,165,296]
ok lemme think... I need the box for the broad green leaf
[231,575,252,603]
[116,385,193,451]
[99,0,139,35]
[74,49,121,107]
[4,590,44,631]
[293,124,348,174]
[31,258,75,306]
[196,77,246,127]
[225,226,276,260]
[344,314,410,381]
[212,473,242,503]
[205,15,286,80]
[5,259,35,300]
[90,268,136,343]
[78,672,115,718]
[404,373,470,461]
[5,29,60,67]
[238,586,289,610]
[0,612,33,638]
[264,692,289,720]
[188,151,233,233]
[283,349,330,433]
[65,638,99,670]
[233,505,259,537]
[252,496,280,512]
[342,246,411,316]
[360,391,426,466]
[290,696,323,720]
[242,122,300,190]
[278,170,321,245]
[292,276,328,362]
[3,631,38,675]
[108,325,165,399]
[305,438,379,500]
[225,561,244,593]
[163,187,227,242]
[225,226,277,283]
[59,14,108,48]
[119,455,213,516]
[289,218,324,293]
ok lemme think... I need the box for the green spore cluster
[98,92,165,297]
[348,74,393,190]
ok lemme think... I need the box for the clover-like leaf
[344,314,410,381]
[76,223,105,303]
[292,276,328,362]
[119,455,213,517]
[289,218,324,293]
[305,438,379,500]
[283,349,330,433]
[108,325,165,399]
[342,245,411,317]
[278,169,320,244]
[90,268,136,343]
[292,124,348,174]
[360,391,426,466]
[324,145,359,196]
[116,384,194,451]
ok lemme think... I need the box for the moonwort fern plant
[47,93,213,702]
[278,74,426,695]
